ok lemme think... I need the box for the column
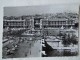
[40,19,42,29]
[32,18,34,30]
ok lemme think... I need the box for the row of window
[43,25,73,28]
[42,21,74,25]
[4,22,25,26]
[4,26,25,28]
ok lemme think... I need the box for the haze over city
[4,4,79,16]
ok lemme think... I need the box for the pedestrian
[25,52,28,56]
[30,50,31,55]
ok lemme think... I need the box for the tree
[74,23,78,28]
[58,32,63,36]
[62,34,71,47]
[70,35,78,46]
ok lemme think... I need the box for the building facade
[3,15,77,30]
[3,20,27,28]
[42,18,75,29]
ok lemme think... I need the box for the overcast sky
[4,4,79,16]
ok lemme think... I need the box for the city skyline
[3,4,79,58]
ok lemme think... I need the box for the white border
[0,0,80,60]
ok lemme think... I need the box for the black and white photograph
[2,4,79,58]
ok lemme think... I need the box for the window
[55,21,56,24]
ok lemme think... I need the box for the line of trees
[62,34,78,47]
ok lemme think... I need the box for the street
[3,35,42,58]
